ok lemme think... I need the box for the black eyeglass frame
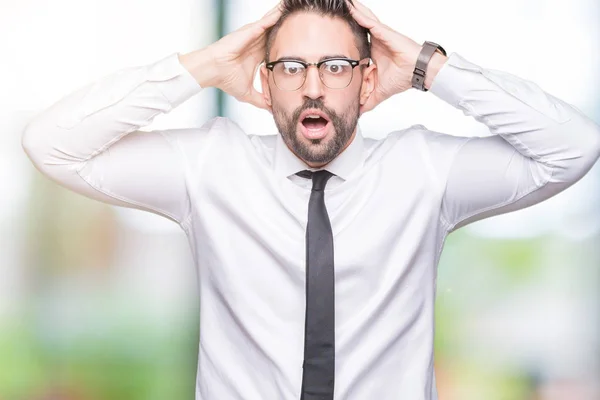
[265,57,371,91]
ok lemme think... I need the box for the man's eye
[282,62,304,75]
[324,61,349,74]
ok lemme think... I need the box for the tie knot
[296,170,334,191]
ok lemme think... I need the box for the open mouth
[299,110,331,140]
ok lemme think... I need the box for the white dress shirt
[22,51,600,400]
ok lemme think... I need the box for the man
[21,0,600,399]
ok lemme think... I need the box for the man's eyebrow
[276,54,351,62]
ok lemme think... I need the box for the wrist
[178,47,219,88]
[424,50,448,91]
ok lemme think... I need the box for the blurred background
[1,0,599,399]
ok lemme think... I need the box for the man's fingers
[237,5,281,50]
[348,1,399,46]
[349,0,380,22]
[262,1,283,19]
[347,2,377,30]
[236,2,281,41]
[256,2,283,30]
[347,2,385,38]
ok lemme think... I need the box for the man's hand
[179,4,282,110]
[347,0,448,113]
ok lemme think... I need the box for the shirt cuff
[146,52,203,109]
[427,52,573,124]
[428,52,482,107]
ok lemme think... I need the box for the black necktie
[296,169,335,400]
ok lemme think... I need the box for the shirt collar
[273,126,366,181]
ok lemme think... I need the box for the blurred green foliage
[0,313,199,400]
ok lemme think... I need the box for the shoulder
[375,125,472,184]
[201,117,276,154]
[201,116,246,138]
[151,117,251,165]
[385,124,469,148]
[180,117,277,165]
[380,124,472,162]
[157,116,244,140]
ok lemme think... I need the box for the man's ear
[359,62,377,111]
[260,65,273,113]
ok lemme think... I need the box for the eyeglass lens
[272,60,355,90]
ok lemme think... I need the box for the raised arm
[22,4,282,225]
[22,53,205,225]
[429,54,600,232]
[346,0,600,232]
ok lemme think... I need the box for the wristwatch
[411,41,447,92]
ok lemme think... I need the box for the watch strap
[411,41,447,92]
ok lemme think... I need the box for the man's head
[260,0,376,168]
[265,0,371,62]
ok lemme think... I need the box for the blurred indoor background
[1,0,599,399]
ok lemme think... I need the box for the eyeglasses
[265,57,370,91]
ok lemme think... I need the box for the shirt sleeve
[22,52,205,225]
[428,53,600,232]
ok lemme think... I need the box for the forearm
[178,47,220,88]
[429,53,600,184]
[434,53,600,230]
[424,51,448,91]
[21,53,204,223]
[22,53,202,170]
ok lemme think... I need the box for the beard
[272,96,360,165]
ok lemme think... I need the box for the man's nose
[301,66,325,99]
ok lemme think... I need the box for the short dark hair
[265,0,371,61]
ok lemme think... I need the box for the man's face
[261,12,375,168]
